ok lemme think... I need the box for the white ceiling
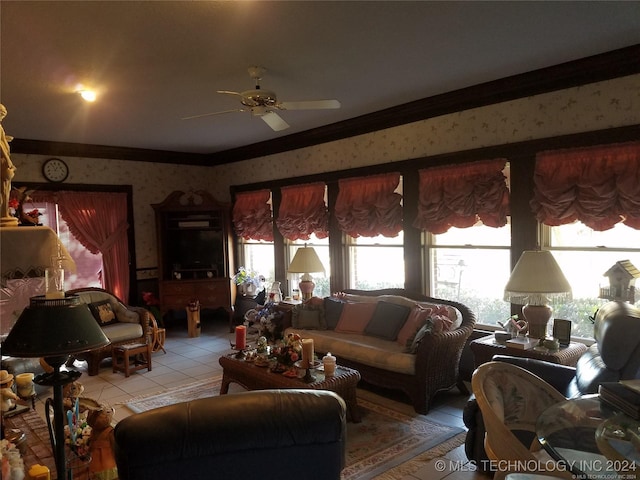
[1,1,639,157]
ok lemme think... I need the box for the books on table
[505,336,536,350]
[599,382,640,419]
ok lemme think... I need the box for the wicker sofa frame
[67,287,152,376]
[334,289,476,414]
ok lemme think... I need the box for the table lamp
[2,295,110,480]
[503,250,572,341]
[288,245,325,301]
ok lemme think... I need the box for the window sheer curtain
[531,141,640,231]
[56,191,130,302]
[30,190,130,301]
[276,182,328,240]
[335,172,403,237]
[232,189,274,241]
[413,159,509,234]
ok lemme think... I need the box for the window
[542,222,640,339]
[287,234,330,298]
[34,201,104,290]
[426,222,511,326]
[238,238,275,288]
[347,231,405,290]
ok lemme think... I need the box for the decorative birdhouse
[600,260,640,302]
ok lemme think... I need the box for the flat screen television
[168,229,223,273]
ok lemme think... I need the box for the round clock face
[42,158,69,183]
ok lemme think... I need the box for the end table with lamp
[470,333,587,368]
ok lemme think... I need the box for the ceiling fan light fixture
[250,106,268,117]
[77,88,97,102]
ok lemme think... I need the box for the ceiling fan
[183,66,341,131]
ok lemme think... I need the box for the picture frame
[553,318,572,346]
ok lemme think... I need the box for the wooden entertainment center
[153,190,235,323]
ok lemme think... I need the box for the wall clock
[42,158,69,183]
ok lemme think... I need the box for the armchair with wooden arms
[471,361,572,480]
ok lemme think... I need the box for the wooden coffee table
[219,353,362,422]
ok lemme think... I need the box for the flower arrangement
[64,407,92,460]
[254,302,284,341]
[232,267,259,286]
[142,291,162,327]
[272,333,303,367]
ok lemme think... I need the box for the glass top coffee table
[219,353,362,422]
[537,394,640,479]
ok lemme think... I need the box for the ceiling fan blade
[261,111,289,131]
[278,99,341,110]
[182,109,245,120]
[217,90,243,97]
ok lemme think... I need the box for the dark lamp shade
[2,295,110,358]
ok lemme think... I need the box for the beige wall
[10,74,640,272]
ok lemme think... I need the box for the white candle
[15,372,34,397]
[302,339,314,368]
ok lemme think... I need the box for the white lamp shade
[288,246,325,275]
[504,250,572,305]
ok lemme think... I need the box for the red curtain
[413,159,509,234]
[335,172,402,238]
[276,182,328,240]
[232,189,274,241]
[531,141,640,231]
[56,191,130,302]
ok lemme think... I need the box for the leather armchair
[464,301,640,468]
[114,389,347,480]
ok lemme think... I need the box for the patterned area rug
[122,377,465,480]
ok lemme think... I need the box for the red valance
[335,172,402,238]
[276,182,328,241]
[531,141,640,231]
[232,190,274,241]
[413,159,509,234]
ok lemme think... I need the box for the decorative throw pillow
[364,301,411,341]
[324,297,345,330]
[408,322,434,354]
[334,302,377,334]
[292,306,326,330]
[397,304,433,351]
[88,300,118,326]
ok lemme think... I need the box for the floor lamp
[288,245,326,301]
[3,295,110,480]
[504,250,573,342]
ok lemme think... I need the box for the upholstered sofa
[67,288,151,375]
[284,288,476,413]
[114,389,347,480]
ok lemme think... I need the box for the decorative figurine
[0,370,19,412]
[87,406,118,480]
[0,103,18,227]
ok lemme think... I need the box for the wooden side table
[470,334,588,368]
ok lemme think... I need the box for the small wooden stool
[112,343,152,377]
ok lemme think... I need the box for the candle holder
[229,341,246,359]
[303,367,316,383]
[295,360,320,383]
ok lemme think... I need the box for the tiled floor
[31,316,488,480]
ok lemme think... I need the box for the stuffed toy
[87,406,118,480]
